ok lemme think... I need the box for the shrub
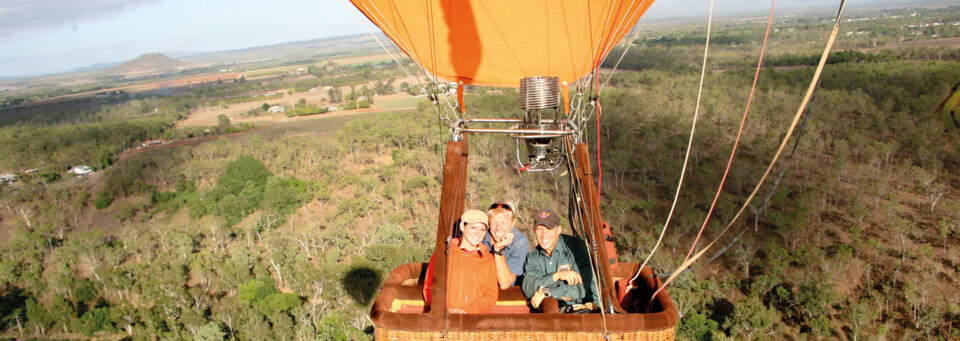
[679,313,720,340]
[93,189,113,209]
[257,293,302,316]
[239,279,278,303]
[77,306,114,337]
[218,156,271,195]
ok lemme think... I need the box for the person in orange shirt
[423,209,499,313]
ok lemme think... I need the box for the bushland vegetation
[1,6,960,341]
[0,96,188,173]
[0,110,445,340]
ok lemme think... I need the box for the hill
[104,53,184,77]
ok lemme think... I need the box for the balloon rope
[630,0,714,291]
[344,0,431,97]
[685,0,777,268]
[596,69,603,202]
[629,0,778,293]
[651,0,847,302]
[600,0,662,94]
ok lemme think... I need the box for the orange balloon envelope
[350,0,657,87]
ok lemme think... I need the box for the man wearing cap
[521,208,598,310]
[484,201,530,288]
[423,209,499,313]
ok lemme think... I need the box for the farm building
[0,174,18,184]
[68,165,93,176]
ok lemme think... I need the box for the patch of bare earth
[885,37,960,48]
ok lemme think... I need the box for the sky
[0,0,902,78]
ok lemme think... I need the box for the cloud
[0,0,164,41]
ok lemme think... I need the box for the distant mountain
[162,51,201,60]
[72,62,122,73]
[178,34,384,64]
[105,53,184,77]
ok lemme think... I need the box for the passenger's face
[488,212,515,242]
[535,224,561,254]
[460,222,488,250]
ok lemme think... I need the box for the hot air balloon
[350,0,679,339]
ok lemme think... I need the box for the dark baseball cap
[533,208,560,229]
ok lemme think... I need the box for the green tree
[347,85,358,101]
[723,296,777,341]
[195,321,227,341]
[238,279,279,303]
[24,298,52,336]
[847,298,879,341]
[257,293,302,317]
[77,306,114,337]
[678,313,719,341]
[236,306,273,340]
[374,79,394,95]
[269,310,295,340]
[73,277,100,305]
[360,85,374,104]
[328,87,343,104]
[93,189,113,209]
[261,177,307,215]
[218,156,271,196]
[238,182,264,215]
[217,114,231,134]
[48,295,76,334]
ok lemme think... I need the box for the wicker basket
[375,328,675,341]
[370,263,678,341]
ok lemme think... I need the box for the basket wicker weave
[375,328,676,341]
[370,262,678,341]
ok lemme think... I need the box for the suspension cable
[652,0,848,302]
[631,0,715,290]
[595,69,603,202]
[600,0,662,94]
[563,136,610,333]
[661,0,778,286]
[342,0,443,123]
[342,0,430,95]
[632,0,779,286]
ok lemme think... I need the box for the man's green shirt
[522,234,598,305]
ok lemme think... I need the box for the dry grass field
[331,53,392,66]
[886,37,960,48]
[177,75,422,128]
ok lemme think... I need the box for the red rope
[653,0,778,301]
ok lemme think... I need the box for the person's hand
[552,271,582,285]
[493,232,514,251]
[449,308,466,314]
[530,289,545,309]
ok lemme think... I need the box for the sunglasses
[489,203,512,211]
